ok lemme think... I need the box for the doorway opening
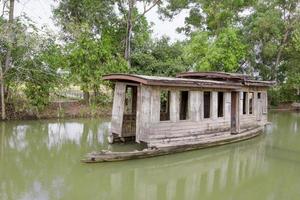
[122,85,138,138]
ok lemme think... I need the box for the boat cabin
[103,72,274,148]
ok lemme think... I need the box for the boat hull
[82,126,264,163]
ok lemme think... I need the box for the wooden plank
[111,82,126,136]
[150,88,160,123]
[262,91,268,114]
[137,85,152,141]
[239,91,243,117]
[211,91,218,120]
[189,91,201,121]
[224,92,231,120]
[170,91,180,122]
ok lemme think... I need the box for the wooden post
[231,91,240,134]
[150,88,160,123]
[136,85,151,142]
[199,91,204,120]
[253,92,257,115]
[211,91,218,120]
[170,91,179,122]
[110,82,126,138]
[239,91,243,117]
[189,91,201,121]
[224,92,231,120]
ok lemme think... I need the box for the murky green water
[0,112,300,200]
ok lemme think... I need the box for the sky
[11,0,187,41]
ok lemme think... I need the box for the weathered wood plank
[170,91,180,122]
[211,91,218,120]
[224,92,231,120]
[150,88,160,123]
[111,82,126,136]
[136,85,152,141]
[189,91,201,121]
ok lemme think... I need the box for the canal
[0,111,300,200]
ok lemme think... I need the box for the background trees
[0,0,300,119]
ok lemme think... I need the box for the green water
[0,112,300,200]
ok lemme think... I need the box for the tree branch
[1,0,8,17]
[134,0,160,23]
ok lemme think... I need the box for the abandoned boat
[83,72,274,163]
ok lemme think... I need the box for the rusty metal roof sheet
[103,73,275,88]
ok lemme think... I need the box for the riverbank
[270,102,300,111]
[4,101,112,120]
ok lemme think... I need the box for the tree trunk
[0,66,5,120]
[124,0,134,66]
[83,91,90,105]
[4,0,14,72]
[1,0,14,120]
[274,27,289,82]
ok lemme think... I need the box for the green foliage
[2,0,300,115]
[160,0,300,104]
[131,37,188,76]
[185,28,247,72]
[24,83,51,111]
[65,29,129,94]
[0,15,64,111]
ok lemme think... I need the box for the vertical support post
[253,92,257,115]
[110,82,126,140]
[231,91,240,134]
[224,92,231,121]
[136,85,151,142]
[199,91,204,121]
[170,91,179,122]
[150,88,160,123]
[189,91,201,121]
[239,91,243,117]
[211,91,218,120]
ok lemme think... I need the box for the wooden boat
[83,126,264,163]
[83,72,274,163]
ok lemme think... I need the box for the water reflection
[94,137,267,200]
[0,112,300,200]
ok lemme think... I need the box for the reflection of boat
[83,126,262,163]
[81,135,268,199]
[84,72,274,163]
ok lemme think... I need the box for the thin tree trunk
[0,65,5,120]
[1,0,14,120]
[274,27,289,81]
[4,0,14,72]
[124,0,160,67]
[124,0,134,66]
[83,91,90,105]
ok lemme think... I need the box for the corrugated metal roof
[103,73,275,88]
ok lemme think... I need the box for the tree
[0,0,14,120]
[65,28,128,104]
[184,28,247,72]
[244,0,300,82]
[158,0,252,35]
[131,36,188,76]
[121,0,161,65]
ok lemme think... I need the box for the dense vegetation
[0,0,300,119]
